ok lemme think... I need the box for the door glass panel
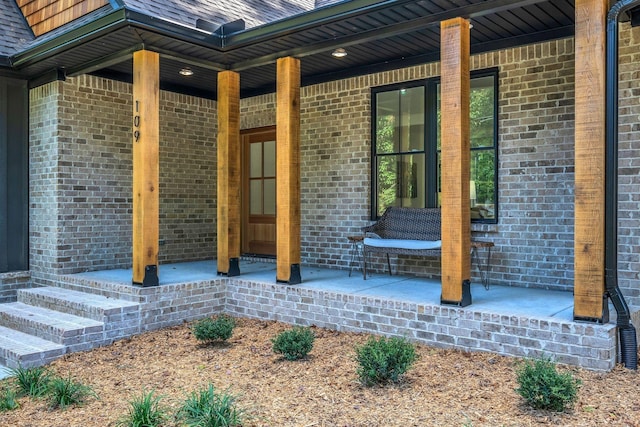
[250,143,262,178]
[243,127,277,257]
[264,178,276,215]
[250,180,262,215]
[264,140,276,177]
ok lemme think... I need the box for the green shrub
[47,374,96,409]
[0,386,19,411]
[177,383,246,427]
[516,357,581,412]
[271,327,315,361]
[117,390,168,427]
[354,336,417,386]
[192,315,236,343]
[11,366,52,397]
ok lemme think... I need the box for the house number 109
[133,100,141,142]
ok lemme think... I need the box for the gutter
[606,0,638,370]
[223,0,550,51]
[9,0,395,69]
[10,0,556,76]
[11,6,224,71]
[11,8,130,69]
[222,0,421,49]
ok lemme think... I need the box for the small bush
[178,383,246,427]
[0,386,19,411]
[272,327,315,361]
[11,366,51,397]
[47,374,96,409]
[192,315,236,343]
[355,336,417,386]
[117,390,168,427]
[516,357,581,412]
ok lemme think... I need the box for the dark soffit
[8,0,576,99]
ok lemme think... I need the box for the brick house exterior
[2,0,640,369]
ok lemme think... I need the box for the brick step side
[18,287,141,341]
[53,274,143,302]
[0,302,105,351]
[18,286,140,321]
[0,325,66,369]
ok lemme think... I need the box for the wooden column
[440,18,471,306]
[217,71,241,276]
[132,50,160,286]
[276,57,302,284]
[574,0,607,321]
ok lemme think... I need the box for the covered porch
[4,0,639,372]
[56,260,617,371]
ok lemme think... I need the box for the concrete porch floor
[73,258,576,321]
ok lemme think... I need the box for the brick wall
[159,92,216,263]
[0,271,31,303]
[29,82,62,281]
[299,80,374,269]
[28,76,217,276]
[616,23,640,307]
[55,76,133,274]
[494,40,576,291]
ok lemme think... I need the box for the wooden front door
[242,126,277,257]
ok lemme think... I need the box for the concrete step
[18,286,140,322]
[0,325,66,369]
[0,302,105,351]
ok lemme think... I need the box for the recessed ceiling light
[331,48,347,58]
[179,67,194,76]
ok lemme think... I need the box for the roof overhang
[7,0,577,98]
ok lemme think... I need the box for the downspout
[606,0,638,369]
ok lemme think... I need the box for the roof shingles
[1,0,348,59]
[0,0,34,57]
[122,0,344,30]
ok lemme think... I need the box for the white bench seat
[363,238,442,251]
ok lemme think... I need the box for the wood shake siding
[16,0,108,36]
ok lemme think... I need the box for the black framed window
[372,68,498,223]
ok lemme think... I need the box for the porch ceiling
[9,0,578,98]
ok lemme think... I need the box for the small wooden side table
[347,235,365,277]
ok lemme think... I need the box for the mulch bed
[0,317,639,426]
